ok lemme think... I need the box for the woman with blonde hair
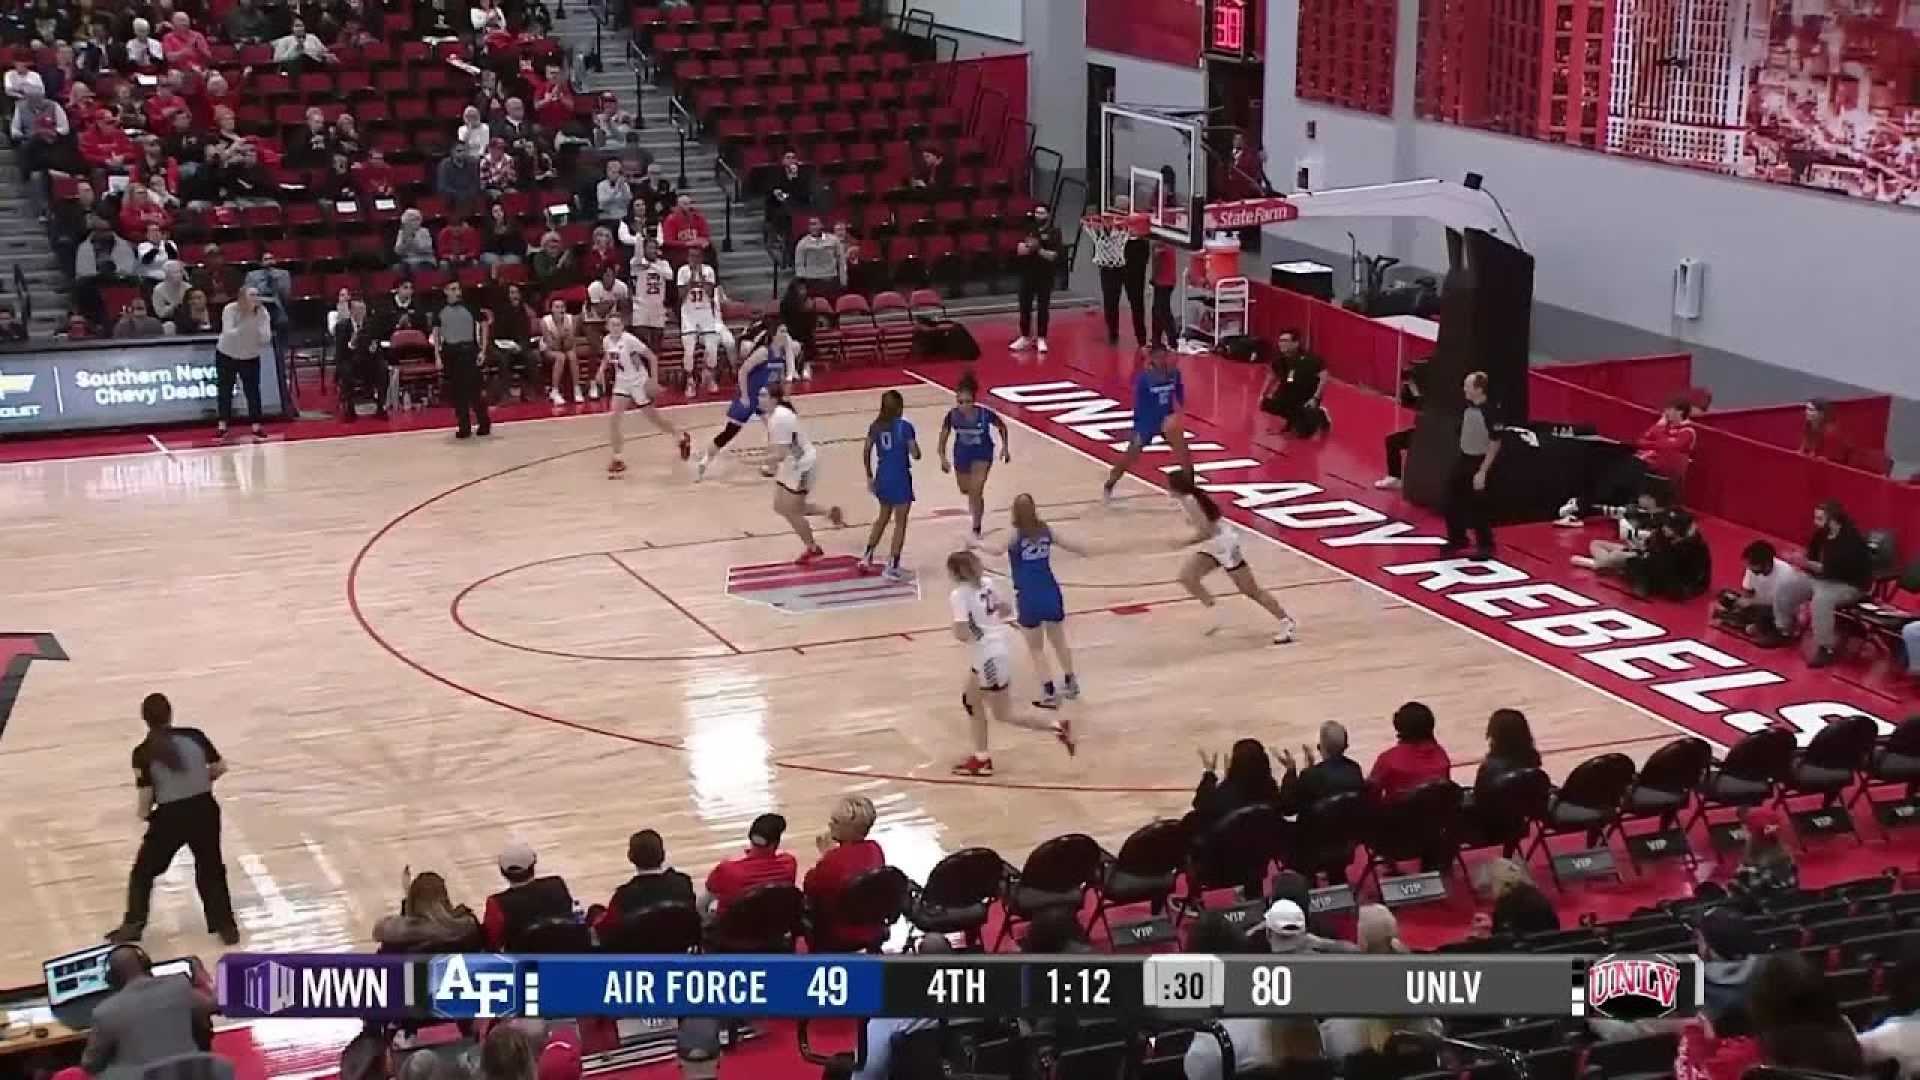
[1482,856,1559,936]
[1355,903,1407,954]
[372,869,481,951]
[803,795,886,950]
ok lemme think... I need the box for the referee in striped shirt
[107,694,239,945]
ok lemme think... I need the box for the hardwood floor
[0,381,1671,985]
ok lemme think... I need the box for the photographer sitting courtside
[1757,500,1873,667]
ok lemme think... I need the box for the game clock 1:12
[1028,961,1141,1014]
[1205,0,1256,63]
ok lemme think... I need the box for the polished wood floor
[0,383,1673,984]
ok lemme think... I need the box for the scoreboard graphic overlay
[219,953,1702,1021]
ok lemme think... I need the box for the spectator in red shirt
[702,813,797,919]
[480,840,576,949]
[80,111,137,171]
[581,226,623,282]
[1560,397,1698,524]
[354,149,396,201]
[661,193,711,264]
[1367,701,1452,802]
[1149,238,1179,350]
[1799,399,1847,460]
[1636,398,1698,479]
[441,216,482,267]
[528,60,574,131]
[118,181,173,239]
[144,71,193,133]
[162,13,213,71]
[804,796,886,950]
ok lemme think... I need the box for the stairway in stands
[0,148,76,336]
[552,7,780,302]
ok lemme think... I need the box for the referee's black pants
[1097,239,1150,345]
[1444,452,1495,551]
[125,792,236,932]
[443,343,489,436]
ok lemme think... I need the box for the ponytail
[869,389,904,441]
[1187,486,1222,523]
[141,693,182,771]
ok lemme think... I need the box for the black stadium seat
[1088,818,1187,937]
[1687,728,1795,834]
[996,833,1104,948]
[906,847,1005,950]
[1525,753,1636,882]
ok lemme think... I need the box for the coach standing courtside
[1442,371,1501,561]
[107,693,239,946]
[213,285,271,443]
[433,281,490,439]
[1009,205,1062,356]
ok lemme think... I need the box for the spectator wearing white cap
[702,813,796,919]
[481,840,576,949]
[1261,899,1357,955]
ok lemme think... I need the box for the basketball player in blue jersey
[860,389,920,580]
[693,319,794,481]
[1007,494,1085,737]
[938,372,1011,541]
[1102,348,1193,501]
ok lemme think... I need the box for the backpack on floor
[913,318,980,362]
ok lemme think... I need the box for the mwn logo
[0,373,33,399]
[302,966,391,1010]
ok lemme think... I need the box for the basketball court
[0,344,1691,989]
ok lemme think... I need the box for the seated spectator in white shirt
[136,225,179,282]
[595,159,633,224]
[456,106,489,159]
[4,53,45,101]
[470,0,509,34]
[1861,940,1920,1080]
[272,20,337,66]
[125,19,166,69]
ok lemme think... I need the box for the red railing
[1247,281,1917,549]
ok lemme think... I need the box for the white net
[1083,217,1130,268]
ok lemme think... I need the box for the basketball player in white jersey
[595,314,692,477]
[764,380,845,562]
[676,249,731,395]
[629,237,672,351]
[1167,469,1296,644]
[945,549,1071,777]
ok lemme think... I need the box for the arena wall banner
[0,337,288,437]
[1086,0,1205,68]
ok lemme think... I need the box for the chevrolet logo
[0,373,33,400]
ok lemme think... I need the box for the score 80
[1249,965,1294,1010]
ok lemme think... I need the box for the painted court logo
[726,555,918,613]
[0,633,67,743]
[1586,955,1683,1022]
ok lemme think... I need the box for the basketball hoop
[1081,212,1132,269]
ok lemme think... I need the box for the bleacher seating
[630,0,1039,294]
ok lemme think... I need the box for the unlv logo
[0,633,68,742]
[1586,954,1684,1022]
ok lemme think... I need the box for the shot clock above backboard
[1204,0,1258,63]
